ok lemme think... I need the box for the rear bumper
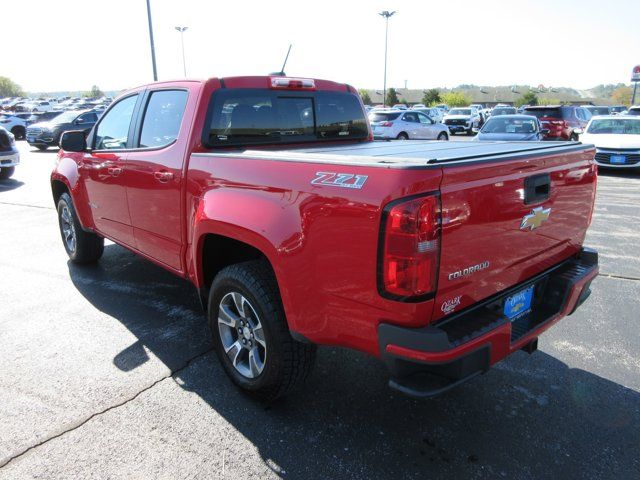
[378,247,598,398]
[0,150,20,167]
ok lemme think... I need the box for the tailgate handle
[524,173,550,204]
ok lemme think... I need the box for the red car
[51,76,599,400]
[524,105,591,141]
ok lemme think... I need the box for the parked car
[609,105,627,115]
[0,126,19,179]
[523,105,591,140]
[411,103,426,109]
[26,110,98,150]
[625,106,640,116]
[473,115,548,141]
[491,106,517,116]
[392,103,408,110]
[517,105,530,113]
[582,106,611,117]
[413,107,444,123]
[51,74,598,400]
[25,111,62,125]
[28,100,56,112]
[369,109,449,140]
[579,115,640,170]
[442,107,482,135]
[0,114,27,139]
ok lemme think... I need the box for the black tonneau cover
[202,141,592,169]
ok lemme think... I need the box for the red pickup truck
[51,76,599,400]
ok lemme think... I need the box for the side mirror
[574,128,583,135]
[59,130,87,152]
[540,129,550,135]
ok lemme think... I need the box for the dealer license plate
[504,285,534,320]
[610,154,626,164]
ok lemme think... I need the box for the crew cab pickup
[51,76,599,400]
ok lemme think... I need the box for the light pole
[145,0,158,81]
[175,26,188,77]
[379,10,396,107]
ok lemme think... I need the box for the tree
[385,87,399,106]
[358,89,372,105]
[422,88,441,106]
[83,85,104,99]
[515,91,539,107]
[440,91,471,107]
[0,76,24,97]
[611,85,632,106]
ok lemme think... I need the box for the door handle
[524,173,551,204]
[154,171,174,182]
[107,167,122,176]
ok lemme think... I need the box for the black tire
[437,132,448,141]
[0,167,15,180]
[36,145,48,151]
[396,132,409,140]
[57,193,104,263]
[11,126,25,140]
[208,260,316,401]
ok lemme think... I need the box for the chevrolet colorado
[51,76,599,400]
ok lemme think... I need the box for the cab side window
[94,95,138,150]
[138,90,188,148]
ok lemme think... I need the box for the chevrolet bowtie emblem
[521,206,551,230]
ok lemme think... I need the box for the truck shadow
[68,244,640,479]
[0,178,25,192]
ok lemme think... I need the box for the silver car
[369,109,449,141]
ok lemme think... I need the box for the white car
[25,100,56,112]
[0,126,20,179]
[580,115,640,170]
[369,109,450,141]
[442,107,482,135]
[0,114,27,139]
[413,107,444,123]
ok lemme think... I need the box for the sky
[4,0,639,93]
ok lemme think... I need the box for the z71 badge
[311,172,368,189]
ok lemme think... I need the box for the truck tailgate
[433,145,596,321]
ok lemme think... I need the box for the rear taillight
[270,77,316,90]
[379,121,394,127]
[379,194,441,299]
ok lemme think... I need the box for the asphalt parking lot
[0,140,638,480]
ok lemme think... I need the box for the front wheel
[208,261,316,401]
[437,132,448,141]
[396,132,409,140]
[0,167,15,179]
[11,126,25,140]
[57,193,104,263]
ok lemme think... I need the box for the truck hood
[444,115,471,121]
[580,133,640,150]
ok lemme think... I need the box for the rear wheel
[0,167,15,180]
[208,260,316,401]
[437,132,448,141]
[57,193,104,263]
[396,132,409,140]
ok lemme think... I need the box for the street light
[145,0,158,81]
[175,26,188,77]
[379,10,396,107]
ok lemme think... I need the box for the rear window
[204,89,368,147]
[627,108,640,116]
[584,107,610,116]
[523,108,563,119]
[369,112,401,122]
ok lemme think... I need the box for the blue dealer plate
[610,154,626,164]
[504,285,534,320]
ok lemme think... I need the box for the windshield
[48,110,82,123]
[587,118,640,134]
[205,89,368,147]
[481,117,538,134]
[523,108,561,119]
[492,108,517,116]
[369,112,402,122]
[449,109,471,115]
[584,107,610,116]
[626,108,640,116]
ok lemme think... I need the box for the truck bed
[203,140,592,169]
